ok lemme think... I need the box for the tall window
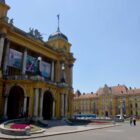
[93,102,96,114]
[122,100,126,114]
[135,103,138,108]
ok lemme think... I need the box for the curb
[0,124,121,140]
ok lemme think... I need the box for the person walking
[130,117,132,126]
[133,116,136,126]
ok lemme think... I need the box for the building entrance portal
[43,91,54,120]
[105,111,109,117]
[7,86,24,119]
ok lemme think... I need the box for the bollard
[112,120,116,125]
[25,126,31,136]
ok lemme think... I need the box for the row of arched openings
[7,86,54,120]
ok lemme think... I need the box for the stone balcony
[3,75,68,88]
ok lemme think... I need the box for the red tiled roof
[74,85,140,99]
[74,93,98,99]
[111,85,128,94]
[128,88,140,95]
[96,88,104,95]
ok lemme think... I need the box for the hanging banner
[8,49,22,69]
[26,55,38,73]
[40,61,51,78]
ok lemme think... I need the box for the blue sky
[6,0,140,93]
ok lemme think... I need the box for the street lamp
[62,63,65,70]
[110,98,112,117]
[36,56,42,76]
[60,62,65,83]
[120,100,124,120]
[38,57,42,61]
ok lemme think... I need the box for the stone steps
[41,119,68,127]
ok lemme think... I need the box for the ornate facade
[74,85,140,117]
[0,1,75,120]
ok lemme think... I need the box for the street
[30,122,140,140]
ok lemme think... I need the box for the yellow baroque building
[0,1,75,120]
[74,85,140,118]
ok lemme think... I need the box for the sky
[5,0,140,93]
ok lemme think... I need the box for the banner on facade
[26,55,38,73]
[40,61,51,78]
[8,49,22,69]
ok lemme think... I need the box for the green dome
[48,31,68,42]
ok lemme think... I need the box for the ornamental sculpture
[28,28,43,41]
[0,0,5,4]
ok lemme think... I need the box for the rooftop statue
[29,28,43,41]
[9,18,14,25]
[0,0,5,4]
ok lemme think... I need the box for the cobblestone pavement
[32,122,140,140]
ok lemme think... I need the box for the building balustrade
[3,75,52,82]
[3,75,28,80]
[3,75,68,87]
[57,82,68,88]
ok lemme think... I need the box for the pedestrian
[130,117,132,126]
[133,116,136,126]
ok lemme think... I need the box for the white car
[115,115,125,122]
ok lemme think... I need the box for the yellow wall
[0,1,75,120]
[74,91,140,117]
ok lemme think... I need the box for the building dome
[48,30,68,42]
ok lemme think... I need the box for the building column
[0,33,5,68]
[119,100,124,119]
[126,96,129,116]
[61,94,64,117]
[51,61,54,82]
[34,88,39,119]
[21,48,27,75]
[112,98,117,116]
[64,94,68,117]
[4,96,8,118]
[55,61,61,82]
[23,96,27,114]
[3,39,10,75]
[69,64,73,87]
[39,91,43,120]
[52,100,56,119]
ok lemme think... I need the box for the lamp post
[35,57,42,81]
[60,62,65,83]
[37,56,42,75]
[110,99,112,117]
[120,100,124,120]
